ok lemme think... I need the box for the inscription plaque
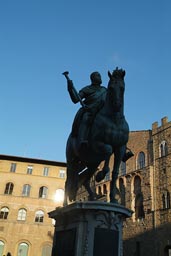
[93,228,119,256]
[55,228,76,256]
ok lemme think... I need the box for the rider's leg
[71,108,84,137]
[78,112,91,146]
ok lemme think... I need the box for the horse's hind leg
[84,179,97,201]
[110,147,125,203]
[82,166,98,201]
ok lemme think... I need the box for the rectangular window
[27,165,33,174]
[10,163,16,173]
[22,185,31,196]
[43,167,49,176]
[59,170,66,179]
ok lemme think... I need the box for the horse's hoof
[96,171,106,182]
[63,201,68,207]
[88,195,95,201]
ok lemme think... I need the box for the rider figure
[67,70,134,161]
[67,71,106,148]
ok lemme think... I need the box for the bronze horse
[64,68,129,206]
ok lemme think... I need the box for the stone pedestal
[48,201,132,256]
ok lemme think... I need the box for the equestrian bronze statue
[63,67,133,206]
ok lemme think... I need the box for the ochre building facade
[77,116,171,256]
[0,155,66,256]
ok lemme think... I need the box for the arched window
[22,184,31,197]
[0,207,9,219]
[103,184,107,195]
[54,189,64,202]
[41,245,52,256]
[17,209,27,221]
[135,193,145,220]
[134,176,141,194]
[162,191,170,209]
[0,241,5,256]
[137,152,145,169]
[159,141,168,157]
[39,186,48,198]
[98,186,102,195]
[134,176,145,220]
[119,178,125,206]
[17,242,29,256]
[35,210,44,223]
[4,182,14,195]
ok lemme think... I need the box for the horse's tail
[65,155,86,202]
[67,164,79,201]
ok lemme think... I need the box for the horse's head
[107,67,125,113]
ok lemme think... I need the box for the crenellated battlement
[152,116,171,134]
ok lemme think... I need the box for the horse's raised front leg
[95,156,110,182]
[110,146,125,203]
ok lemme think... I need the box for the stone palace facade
[77,116,171,256]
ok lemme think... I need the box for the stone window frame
[0,240,5,255]
[137,151,145,169]
[17,242,29,256]
[35,210,44,223]
[54,189,64,202]
[22,184,31,197]
[103,184,107,195]
[0,207,9,219]
[132,175,145,221]
[162,190,170,209]
[10,163,17,173]
[97,186,102,196]
[59,169,66,179]
[41,244,52,256]
[43,167,49,176]
[159,140,168,157]
[4,182,14,195]
[39,186,48,199]
[17,208,27,221]
[27,165,33,175]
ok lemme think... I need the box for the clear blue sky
[0,0,170,162]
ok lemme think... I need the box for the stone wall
[78,116,171,256]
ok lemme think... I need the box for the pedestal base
[48,201,132,256]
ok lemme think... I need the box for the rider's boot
[122,148,134,162]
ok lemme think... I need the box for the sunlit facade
[0,154,66,256]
